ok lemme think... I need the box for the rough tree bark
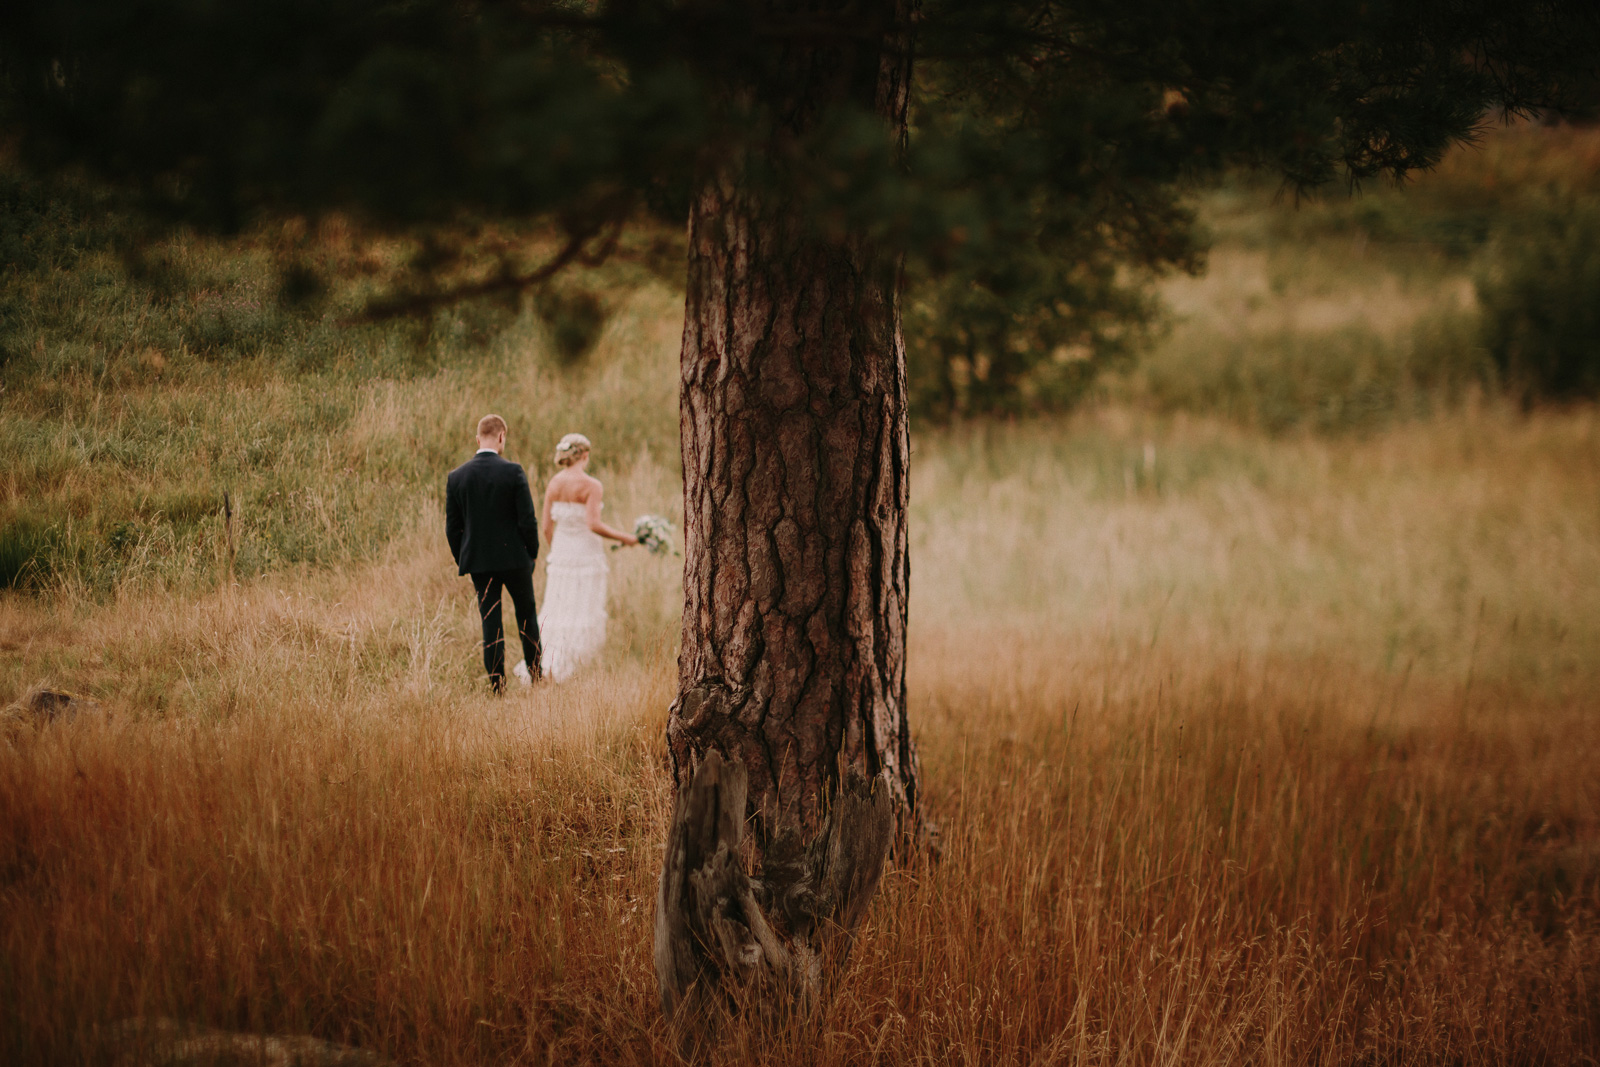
[653,0,922,1019]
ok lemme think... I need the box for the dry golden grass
[3,400,1598,1065]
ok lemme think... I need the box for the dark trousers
[470,569,541,692]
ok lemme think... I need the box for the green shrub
[1133,312,1490,435]
[0,516,54,589]
[534,285,608,367]
[904,252,1161,421]
[1477,201,1600,403]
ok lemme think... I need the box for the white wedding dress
[539,501,609,681]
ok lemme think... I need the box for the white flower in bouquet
[632,514,676,556]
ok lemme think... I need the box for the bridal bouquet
[632,515,676,556]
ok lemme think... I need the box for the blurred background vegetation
[2,120,1598,595]
[920,118,1600,423]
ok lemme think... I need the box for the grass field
[4,396,1597,1064]
[3,129,1600,1064]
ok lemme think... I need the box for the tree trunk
[653,0,921,1019]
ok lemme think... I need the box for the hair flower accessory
[553,432,592,467]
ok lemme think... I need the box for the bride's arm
[586,483,639,545]
[540,481,556,546]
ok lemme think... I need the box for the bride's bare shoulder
[546,469,603,503]
[545,470,581,501]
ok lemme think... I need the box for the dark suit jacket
[445,451,541,576]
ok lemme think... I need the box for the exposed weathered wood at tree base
[654,750,895,1019]
[109,1017,390,1067]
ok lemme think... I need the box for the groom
[446,414,542,691]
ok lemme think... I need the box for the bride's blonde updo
[553,432,592,468]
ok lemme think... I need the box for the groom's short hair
[477,414,507,439]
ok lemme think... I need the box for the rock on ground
[109,1018,391,1067]
[2,687,103,737]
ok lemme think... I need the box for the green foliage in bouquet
[631,515,675,557]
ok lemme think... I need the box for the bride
[537,433,638,680]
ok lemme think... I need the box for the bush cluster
[1477,200,1600,403]
[902,253,1159,421]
